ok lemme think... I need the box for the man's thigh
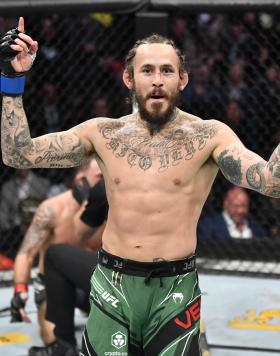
[143,296,201,356]
[81,300,143,356]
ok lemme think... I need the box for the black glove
[0,28,25,76]
[10,292,27,322]
[72,177,91,204]
[34,273,46,306]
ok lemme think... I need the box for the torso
[89,110,221,261]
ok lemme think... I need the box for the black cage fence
[0,6,279,273]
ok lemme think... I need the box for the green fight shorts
[81,249,201,356]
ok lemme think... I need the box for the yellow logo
[0,332,31,345]
[229,309,280,330]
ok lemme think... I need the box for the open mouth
[149,95,165,101]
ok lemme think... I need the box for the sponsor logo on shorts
[111,331,126,349]
[104,331,128,354]
[174,298,201,330]
[92,282,119,308]
[172,292,184,303]
[101,291,119,308]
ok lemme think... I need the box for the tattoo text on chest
[98,122,219,172]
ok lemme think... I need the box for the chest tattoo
[98,121,219,172]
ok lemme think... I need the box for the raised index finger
[17,17,25,33]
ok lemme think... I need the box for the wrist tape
[14,283,28,293]
[1,74,25,95]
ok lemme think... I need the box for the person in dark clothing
[198,186,265,240]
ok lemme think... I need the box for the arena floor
[0,271,279,355]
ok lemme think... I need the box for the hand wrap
[0,28,33,95]
[10,283,28,322]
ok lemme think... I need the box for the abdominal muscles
[102,187,201,261]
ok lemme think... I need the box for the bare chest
[96,120,218,179]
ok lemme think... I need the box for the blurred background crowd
[0,10,280,264]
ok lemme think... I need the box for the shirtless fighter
[10,159,102,349]
[1,17,279,355]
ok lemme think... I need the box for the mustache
[145,89,168,100]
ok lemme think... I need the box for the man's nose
[152,72,164,86]
[237,206,247,215]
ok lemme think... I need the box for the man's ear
[179,71,189,91]
[123,69,133,90]
[74,176,82,185]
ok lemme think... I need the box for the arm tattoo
[98,120,220,172]
[1,96,87,168]
[19,204,54,254]
[33,133,86,168]
[217,141,280,197]
[246,162,266,190]
[262,145,280,198]
[268,146,280,179]
[1,96,34,168]
[217,149,242,185]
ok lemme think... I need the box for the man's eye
[163,68,174,73]
[143,68,152,73]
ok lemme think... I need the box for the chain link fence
[0,9,279,273]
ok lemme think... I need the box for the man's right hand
[0,17,38,76]
[10,291,31,322]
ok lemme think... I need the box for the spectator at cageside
[197,186,266,240]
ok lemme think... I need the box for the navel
[114,177,120,184]
[173,178,181,186]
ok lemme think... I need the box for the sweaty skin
[1,18,280,262]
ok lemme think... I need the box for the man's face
[130,43,186,132]
[75,160,102,188]
[225,191,249,225]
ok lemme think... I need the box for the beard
[132,84,181,136]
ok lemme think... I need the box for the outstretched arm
[213,122,280,198]
[1,17,95,169]
[1,95,94,168]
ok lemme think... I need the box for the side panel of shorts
[81,264,142,356]
[143,271,201,356]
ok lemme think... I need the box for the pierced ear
[123,70,133,89]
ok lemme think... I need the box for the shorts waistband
[98,249,196,277]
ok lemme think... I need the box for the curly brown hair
[124,33,187,79]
